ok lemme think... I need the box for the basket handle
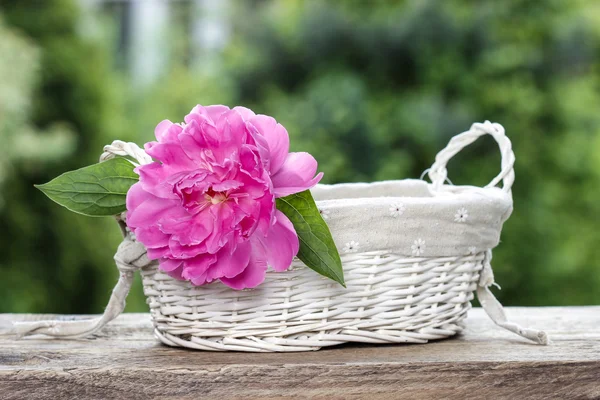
[428,121,515,193]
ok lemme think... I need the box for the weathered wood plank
[1,307,599,399]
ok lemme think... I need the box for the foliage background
[1,0,599,313]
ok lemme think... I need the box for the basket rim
[313,179,512,209]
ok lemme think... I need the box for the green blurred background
[1,0,599,313]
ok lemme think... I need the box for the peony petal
[127,195,180,228]
[135,225,170,249]
[146,246,171,260]
[126,182,152,221]
[184,111,246,163]
[272,173,323,198]
[186,104,231,125]
[220,238,268,289]
[271,152,323,197]
[187,117,222,150]
[212,110,249,163]
[244,123,271,171]
[258,210,299,272]
[249,115,290,174]
[154,120,178,142]
[205,202,237,254]
[231,106,256,121]
[212,180,242,192]
[168,240,206,259]
[178,126,210,163]
[136,162,176,199]
[204,105,231,122]
[164,264,185,281]
[144,142,197,173]
[236,168,270,198]
[182,253,217,285]
[159,258,183,272]
[238,145,258,173]
[169,212,212,246]
[256,192,274,236]
[206,240,252,281]
[223,109,247,146]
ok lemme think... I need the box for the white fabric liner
[312,179,512,256]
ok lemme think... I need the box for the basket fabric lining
[312,179,512,256]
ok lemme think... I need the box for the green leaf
[276,190,345,287]
[35,157,139,217]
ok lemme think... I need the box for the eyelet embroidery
[411,238,426,256]
[454,207,469,223]
[389,203,405,218]
[343,241,359,253]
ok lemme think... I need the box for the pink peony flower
[126,105,323,289]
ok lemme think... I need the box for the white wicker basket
[4,121,548,350]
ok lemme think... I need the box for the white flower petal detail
[454,207,469,223]
[411,238,426,256]
[389,203,405,218]
[468,246,477,255]
[343,241,359,253]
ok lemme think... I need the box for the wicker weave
[141,252,483,351]
[1,121,549,349]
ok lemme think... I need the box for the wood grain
[1,307,599,399]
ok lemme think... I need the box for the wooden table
[1,307,599,399]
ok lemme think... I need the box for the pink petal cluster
[126,105,323,289]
